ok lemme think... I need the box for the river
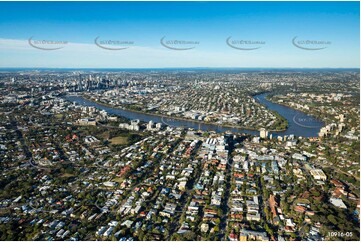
[65,93,324,137]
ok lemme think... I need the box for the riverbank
[80,94,288,132]
[65,93,324,137]
[266,95,327,127]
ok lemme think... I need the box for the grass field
[112,177,124,183]
[109,135,129,145]
[60,173,75,178]
[295,198,311,204]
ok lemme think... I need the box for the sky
[0,1,359,68]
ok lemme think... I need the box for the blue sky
[0,1,359,68]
